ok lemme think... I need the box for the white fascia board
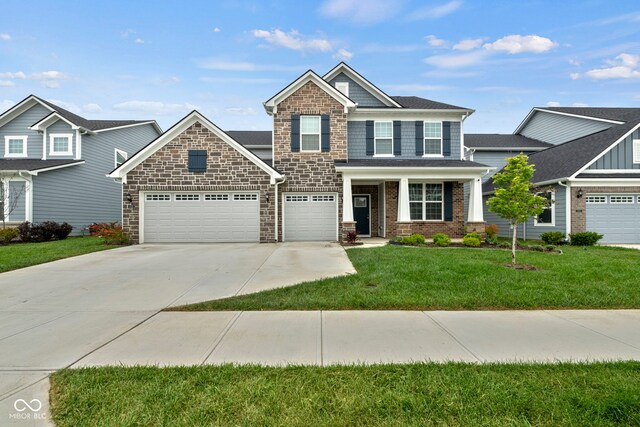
[568,178,640,186]
[29,112,87,132]
[469,146,549,152]
[482,178,568,196]
[534,108,624,125]
[93,121,162,134]
[322,63,401,108]
[28,161,85,175]
[350,109,473,120]
[577,169,640,174]
[336,166,494,180]
[0,96,55,128]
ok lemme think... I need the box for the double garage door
[586,194,640,244]
[143,192,259,243]
[283,193,338,241]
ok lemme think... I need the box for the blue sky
[1,0,639,133]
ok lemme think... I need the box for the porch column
[397,178,411,222]
[467,177,484,222]
[342,176,353,222]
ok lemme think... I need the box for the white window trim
[374,120,394,157]
[423,121,443,158]
[300,116,321,153]
[4,136,28,158]
[114,148,128,168]
[49,133,73,156]
[409,182,444,222]
[335,81,349,97]
[534,190,555,227]
[633,139,640,164]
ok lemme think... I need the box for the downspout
[274,176,286,242]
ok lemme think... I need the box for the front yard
[173,245,640,311]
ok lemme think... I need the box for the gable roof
[226,131,272,146]
[465,134,552,150]
[323,62,402,108]
[109,110,282,181]
[539,107,640,123]
[389,96,471,111]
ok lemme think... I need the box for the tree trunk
[511,223,517,264]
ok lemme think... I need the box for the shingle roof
[0,159,83,172]
[389,96,470,110]
[335,159,490,168]
[226,130,272,146]
[539,107,640,123]
[465,134,552,149]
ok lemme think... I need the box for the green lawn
[0,236,115,273]
[172,245,640,311]
[50,363,640,426]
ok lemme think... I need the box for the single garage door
[284,193,337,241]
[586,194,640,243]
[143,192,260,243]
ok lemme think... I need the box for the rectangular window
[423,122,442,156]
[233,194,258,201]
[374,121,393,156]
[409,183,443,221]
[49,133,73,156]
[335,81,349,97]
[204,194,229,201]
[114,149,127,168]
[535,191,555,225]
[146,194,171,201]
[634,139,640,164]
[311,195,335,202]
[4,136,27,158]
[188,150,207,172]
[285,195,309,202]
[610,195,634,204]
[585,195,606,204]
[175,194,200,201]
[300,116,321,152]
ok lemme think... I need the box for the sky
[0,0,639,133]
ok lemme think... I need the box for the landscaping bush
[89,222,118,236]
[544,244,557,251]
[17,222,32,242]
[36,221,59,242]
[569,231,604,246]
[485,224,499,238]
[432,233,451,247]
[345,231,358,244]
[97,223,130,245]
[0,228,18,244]
[53,222,73,240]
[540,231,565,245]
[16,221,74,242]
[462,235,481,247]
[528,244,545,252]
[497,241,511,249]
[402,233,426,246]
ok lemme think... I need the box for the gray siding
[520,111,612,145]
[483,184,567,240]
[32,123,160,234]
[328,73,386,107]
[0,104,51,159]
[250,147,272,162]
[7,181,26,221]
[588,128,640,170]
[348,121,461,160]
[46,119,76,159]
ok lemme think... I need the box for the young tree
[487,154,547,264]
[0,179,28,229]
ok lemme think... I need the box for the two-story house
[0,95,161,233]
[109,63,492,243]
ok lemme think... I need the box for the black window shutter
[291,114,300,152]
[188,150,207,172]
[442,121,451,156]
[393,120,401,156]
[321,114,330,152]
[415,121,424,156]
[443,182,453,221]
[365,120,374,156]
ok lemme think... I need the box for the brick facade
[571,186,640,233]
[272,80,347,241]
[122,122,276,243]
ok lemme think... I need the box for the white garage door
[586,194,640,243]
[143,192,260,243]
[284,193,337,241]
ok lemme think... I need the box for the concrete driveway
[0,242,355,426]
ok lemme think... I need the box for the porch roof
[335,159,493,180]
[0,159,84,174]
[334,159,491,168]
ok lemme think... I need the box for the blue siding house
[1,95,161,233]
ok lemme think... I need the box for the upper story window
[374,121,393,156]
[49,133,73,156]
[300,116,321,152]
[633,139,640,164]
[115,149,128,168]
[409,182,443,221]
[335,81,349,97]
[423,122,442,156]
[535,191,555,226]
[4,136,27,158]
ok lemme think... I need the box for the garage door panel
[284,193,337,241]
[586,194,640,244]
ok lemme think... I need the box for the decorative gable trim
[0,95,55,129]
[29,111,91,133]
[108,110,283,182]
[514,108,624,135]
[323,62,402,108]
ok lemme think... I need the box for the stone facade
[122,122,276,243]
[571,186,640,233]
[272,80,348,241]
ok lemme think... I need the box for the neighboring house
[0,95,161,233]
[109,62,492,243]
[482,107,640,243]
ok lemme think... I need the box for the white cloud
[113,100,199,115]
[584,53,640,80]
[225,107,258,116]
[134,38,145,44]
[212,27,221,33]
[0,71,26,79]
[333,48,353,60]
[569,72,580,80]
[422,70,479,78]
[30,71,70,88]
[0,80,14,87]
[362,43,422,53]
[83,103,102,113]
[0,100,15,112]
[319,0,403,25]
[384,84,451,92]
[408,1,462,20]
[483,35,556,54]
[568,58,581,66]
[453,38,483,51]
[252,29,332,53]
[572,102,589,107]
[423,50,489,68]
[158,76,180,85]
[197,58,305,72]
[0,33,10,41]
[47,99,81,113]
[200,77,284,84]
[546,101,561,107]
[121,29,136,38]
[425,35,448,48]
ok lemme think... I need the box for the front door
[353,195,370,236]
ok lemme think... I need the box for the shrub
[569,231,604,246]
[97,223,130,245]
[53,222,73,240]
[402,233,426,246]
[540,231,565,245]
[544,244,557,251]
[89,222,117,236]
[345,231,358,244]
[0,228,19,244]
[462,235,481,247]
[528,244,545,252]
[498,241,511,249]
[17,222,33,242]
[432,233,451,247]
[485,224,499,238]
[485,236,499,245]
[466,231,481,240]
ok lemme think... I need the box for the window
[374,121,393,156]
[535,191,555,226]
[409,183,443,221]
[205,194,229,201]
[146,194,171,201]
[4,136,27,158]
[423,122,442,156]
[300,116,321,152]
[634,139,640,164]
[285,195,309,202]
[335,81,349,97]
[188,150,207,172]
[312,195,335,202]
[49,133,73,156]
[114,149,127,168]
[175,194,200,201]
[233,194,258,201]
[610,195,634,204]
[586,195,606,204]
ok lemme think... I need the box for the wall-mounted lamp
[126,193,133,204]
[577,189,583,199]
[264,190,270,203]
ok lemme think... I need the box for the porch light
[264,190,270,202]
[577,189,583,198]
[126,193,133,204]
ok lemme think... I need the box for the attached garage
[142,192,260,243]
[586,194,640,243]
[283,193,338,241]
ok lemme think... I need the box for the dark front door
[353,195,370,235]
